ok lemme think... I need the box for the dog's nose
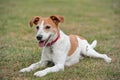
[36,35,43,40]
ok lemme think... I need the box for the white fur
[20,20,112,77]
[91,40,97,48]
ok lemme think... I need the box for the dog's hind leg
[85,45,112,63]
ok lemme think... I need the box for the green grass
[0,0,120,80]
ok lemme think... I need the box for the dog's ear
[29,16,41,27]
[50,15,64,25]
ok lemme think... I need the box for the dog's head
[29,15,64,47]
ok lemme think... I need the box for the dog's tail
[90,40,97,48]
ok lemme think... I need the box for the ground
[0,0,120,80]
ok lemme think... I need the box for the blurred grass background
[0,0,120,80]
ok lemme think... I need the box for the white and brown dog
[20,15,112,77]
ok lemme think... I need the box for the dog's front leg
[20,50,49,73]
[34,64,64,77]
[20,61,47,73]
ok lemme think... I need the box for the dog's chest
[49,46,54,54]
[43,46,55,60]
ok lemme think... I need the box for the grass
[0,0,120,80]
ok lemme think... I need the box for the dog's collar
[46,32,60,46]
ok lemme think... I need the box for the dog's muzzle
[36,35,43,41]
[37,35,52,47]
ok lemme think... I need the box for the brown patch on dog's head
[29,15,64,34]
[43,18,59,33]
[29,16,42,27]
[29,15,64,27]
[50,15,64,26]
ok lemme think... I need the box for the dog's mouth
[39,35,51,47]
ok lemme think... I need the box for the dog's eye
[45,26,51,29]
[36,26,39,30]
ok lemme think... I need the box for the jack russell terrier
[20,15,112,77]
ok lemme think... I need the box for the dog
[20,15,112,77]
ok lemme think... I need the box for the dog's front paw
[19,68,32,73]
[34,70,47,77]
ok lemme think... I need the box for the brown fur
[29,16,42,27]
[29,15,64,27]
[29,15,64,34]
[68,35,78,56]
